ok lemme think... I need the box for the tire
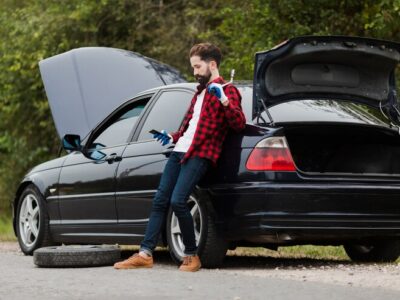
[33,245,121,267]
[344,240,400,263]
[166,193,228,268]
[16,184,55,255]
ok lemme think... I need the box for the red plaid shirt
[171,76,246,165]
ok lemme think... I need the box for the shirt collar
[196,76,225,93]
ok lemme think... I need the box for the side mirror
[86,149,107,161]
[62,134,82,151]
[85,143,107,161]
[62,134,106,161]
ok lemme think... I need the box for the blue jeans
[140,151,210,256]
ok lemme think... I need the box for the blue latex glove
[207,83,228,101]
[153,129,172,146]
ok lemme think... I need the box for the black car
[13,36,400,267]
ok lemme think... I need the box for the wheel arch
[13,181,31,236]
[195,186,221,222]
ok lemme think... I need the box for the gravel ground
[223,257,400,291]
[1,242,400,299]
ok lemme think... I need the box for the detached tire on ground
[33,245,121,267]
[344,240,400,263]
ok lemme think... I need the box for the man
[114,42,246,272]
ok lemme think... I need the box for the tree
[1,0,400,215]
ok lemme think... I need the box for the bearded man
[114,42,246,272]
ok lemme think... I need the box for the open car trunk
[253,36,400,124]
[284,124,400,177]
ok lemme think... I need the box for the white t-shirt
[173,89,206,153]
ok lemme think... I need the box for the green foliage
[1,0,400,215]
[0,214,16,241]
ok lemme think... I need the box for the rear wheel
[16,185,54,255]
[166,194,228,268]
[344,240,400,262]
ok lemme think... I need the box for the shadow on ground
[121,249,352,270]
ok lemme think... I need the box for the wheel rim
[18,193,40,247]
[170,196,202,258]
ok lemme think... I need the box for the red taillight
[246,137,296,171]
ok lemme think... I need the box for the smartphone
[149,129,163,135]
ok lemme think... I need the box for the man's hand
[208,83,229,105]
[153,129,172,146]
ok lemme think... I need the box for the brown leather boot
[113,253,153,269]
[179,255,201,272]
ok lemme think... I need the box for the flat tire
[33,245,121,268]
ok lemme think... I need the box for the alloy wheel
[18,193,40,247]
[169,195,202,258]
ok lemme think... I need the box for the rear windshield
[267,99,390,127]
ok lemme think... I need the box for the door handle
[105,153,122,164]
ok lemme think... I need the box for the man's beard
[195,69,212,86]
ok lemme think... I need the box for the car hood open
[39,47,187,140]
[253,36,400,120]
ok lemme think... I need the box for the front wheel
[166,194,228,268]
[16,185,54,255]
[344,240,400,263]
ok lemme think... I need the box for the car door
[57,96,152,237]
[115,88,194,239]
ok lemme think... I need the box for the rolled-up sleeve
[223,85,246,132]
[170,130,182,144]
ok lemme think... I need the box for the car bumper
[208,181,400,243]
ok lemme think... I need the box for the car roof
[135,82,197,96]
[135,81,253,96]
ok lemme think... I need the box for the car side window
[91,98,150,148]
[137,90,193,141]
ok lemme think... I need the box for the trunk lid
[39,47,186,140]
[253,36,400,121]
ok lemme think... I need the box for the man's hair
[189,43,222,67]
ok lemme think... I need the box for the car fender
[13,169,62,237]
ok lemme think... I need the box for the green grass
[0,215,16,242]
[119,244,349,261]
[228,245,400,263]
[227,245,349,261]
[119,244,400,263]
